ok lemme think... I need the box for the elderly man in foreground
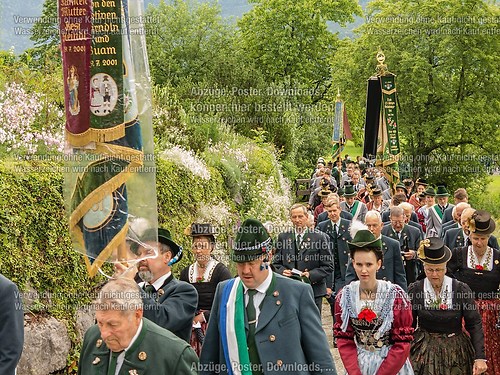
[78,278,198,375]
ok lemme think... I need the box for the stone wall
[17,307,94,375]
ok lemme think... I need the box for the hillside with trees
[0,0,499,373]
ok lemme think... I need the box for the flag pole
[363,50,401,194]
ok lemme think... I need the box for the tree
[145,0,238,87]
[238,0,361,95]
[331,0,500,191]
[28,0,61,69]
[31,0,59,48]
[235,0,362,176]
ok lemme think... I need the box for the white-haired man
[440,202,471,238]
[78,278,198,375]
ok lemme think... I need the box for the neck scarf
[219,277,252,375]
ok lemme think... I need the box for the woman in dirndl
[179,223,231,356]
[409,237,488,375]
[447,210,500,375]
[334,228,414,374]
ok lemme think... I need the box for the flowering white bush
[195,201,239,265]
[207,142,248,168]
[246,176,293,232]
[205,132,293,233]
[160,145,211,180]
[152,106,190,147]
[0,82,65,154]
[196,201,235,229]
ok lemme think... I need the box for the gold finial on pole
[336,88,341,100]
[376,49,389,77]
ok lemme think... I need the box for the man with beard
[115,228,198,342]
[78,278,197,375]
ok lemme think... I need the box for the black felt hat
[415,178,428,187]
[403,178,414,187]
[417,237,451,264]
[318,189,332,197]
[469,210,496,235]
[371,188,382,197]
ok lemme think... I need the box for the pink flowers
[0,82,64,154]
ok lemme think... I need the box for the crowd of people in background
[1,154,499,375]
[307,154,499,375]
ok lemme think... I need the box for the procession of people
[72,154,500,375]
[2,155,499,375]
[89,155,495,375]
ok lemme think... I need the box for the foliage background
[0,0,499,373]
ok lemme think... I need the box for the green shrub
[0,129,292,373]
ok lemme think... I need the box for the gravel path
[320,301,345,374]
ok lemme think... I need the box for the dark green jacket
[78,318,198,375]
[0,274,24,375]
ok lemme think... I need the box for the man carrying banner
[331,90,352,162]
[115,228,198,343]
[200,218,337,375]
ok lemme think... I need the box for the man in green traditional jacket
[200,218,336,375]
[78,278,198,375]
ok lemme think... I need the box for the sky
[0,0,362,53]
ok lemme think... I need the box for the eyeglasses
[424,268,446,274]
[390,219,405,224]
